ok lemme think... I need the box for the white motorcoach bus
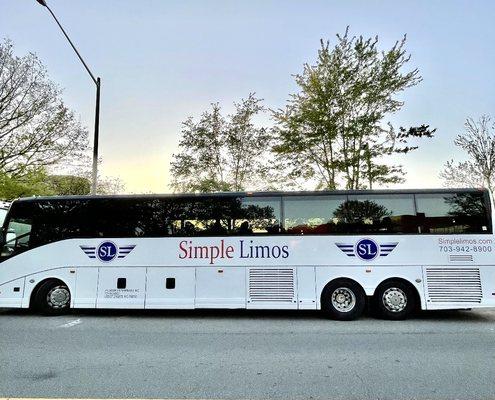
[1,189,494,320]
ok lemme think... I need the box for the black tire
[33,280,71,315]
[321,279,366,321]
[374,280,415,320]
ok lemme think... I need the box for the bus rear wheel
[34,280,71,315]
[321,280,365,321]
[374,281,415,320]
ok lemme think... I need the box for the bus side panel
[73,267,98,308]
[482,266,495,307]
[195,266,245,308]
[0,277,25,308]
[297,266,317,310]
[315,265,425,310]
[145,267,195,309]
[96,267,145,309]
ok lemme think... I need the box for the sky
[1,0,494,193]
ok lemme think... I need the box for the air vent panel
[449,254,474,262]
[425,268,482,303]
[249,268,295,303]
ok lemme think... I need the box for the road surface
[1,308,494,399]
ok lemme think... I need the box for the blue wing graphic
[80,246,96,259]
[118,245,136,258]
[335,243,355,257]
[379,242,398,257]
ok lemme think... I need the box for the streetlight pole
[36,0,101,195]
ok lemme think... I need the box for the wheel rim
[46,286,70,309]
[382,287,407,313]
[331,287,356,312]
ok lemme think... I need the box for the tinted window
[343,194,417,233]
[31,199,94,245]
[14,196,283,241]
[169,197,236,236]
[415,192,490,234]
[232,197,281,234]
[284,196,347,234]
[3,192,487,253]
[93,198,169,238]
[154,196,281,236]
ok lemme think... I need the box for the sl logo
[97,241,118,262]
[335,238,398,261]
[355,238,379,260]
[80,242,136,262]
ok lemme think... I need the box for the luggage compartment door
[145,267,195,309]
[195,267,245,308]
[97,267,145,309]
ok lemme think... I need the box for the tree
[45,175,91,195]
[0,169,54,199]
[96,175,125,195]
[170,94,271,192]
[0,39,88,179]
[57,153,126,195]
[0,154,125,200]
[0,169,124,200]
[361,124,435,189]
[440,115,495,191]
[272,29,435,190]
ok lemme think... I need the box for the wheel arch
[29,277,71,309]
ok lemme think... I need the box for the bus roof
[12,187,489,203]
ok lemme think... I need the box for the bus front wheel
[33,280,71,315]
[321,279,366,321]
[374,280,416,320]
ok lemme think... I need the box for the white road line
[0,398,224,400]
[58,318,82,328]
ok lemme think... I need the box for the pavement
[1,307,494,400]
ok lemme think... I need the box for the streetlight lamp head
[35,0,48,6]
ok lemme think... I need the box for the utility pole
[36,0,101,194]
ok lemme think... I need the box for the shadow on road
[1,306,493,322]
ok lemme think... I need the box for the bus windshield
[0,209,32,259]
[0,208,7,227]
